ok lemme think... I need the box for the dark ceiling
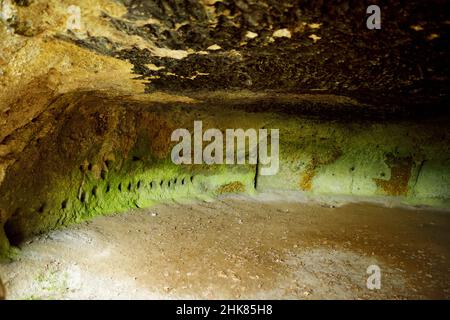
[57,0,450,117]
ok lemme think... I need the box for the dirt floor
[1,193,449,300]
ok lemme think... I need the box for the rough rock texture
[0,276,4,300]
[1,0,449,257]
[0,92,258,247]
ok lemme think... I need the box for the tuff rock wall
[0,0,449,257]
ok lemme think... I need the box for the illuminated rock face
[0,92,258,249]
[1,91,449,258]
[0,0,449,257]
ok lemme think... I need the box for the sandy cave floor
[1,194,450,300]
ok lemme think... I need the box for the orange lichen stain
[300,163,316,191]
[374,154,413,196]
[217,181,246,194]
[299,148,342,191]
[138,112,176,159]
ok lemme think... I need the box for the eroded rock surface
[1,0,449,257]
